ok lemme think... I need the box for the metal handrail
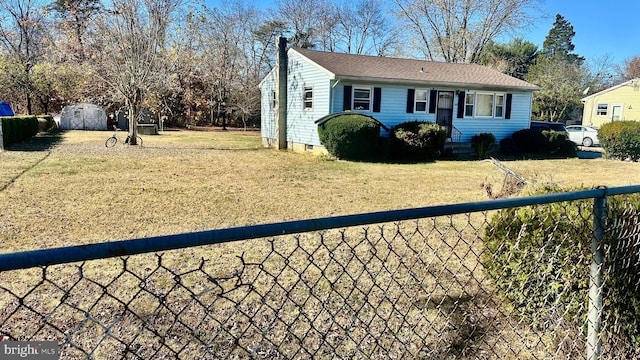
[451,126,462,142]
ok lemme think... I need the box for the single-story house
[581,78,640,128]
[259,40,540,154]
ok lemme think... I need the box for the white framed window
[415,89,428,112]
[465,93,475,117]
[495,94,505,118]
[596,103,608,116]
[465,92,506,118]
[353,87,371,111]
[303,86,313,110]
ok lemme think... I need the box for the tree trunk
[128,102,139,145]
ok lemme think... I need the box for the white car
[566,125,600,147]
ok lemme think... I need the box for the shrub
[512,128,547,153]
[499,137,518,155]
[510,129,576,157]
[389,121,446,161]
[598,121,640,161]
[484,187,640,355]
[471,133,496,159]
[317,114,381,160]
[1,116,38,148]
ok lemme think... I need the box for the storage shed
[59,103,107,130]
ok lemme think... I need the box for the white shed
[59,103,107,130]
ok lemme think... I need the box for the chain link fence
[1,188,639,359]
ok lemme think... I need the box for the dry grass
[1,130,636,253]
[0,130,637,358]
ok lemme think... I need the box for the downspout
[276,37,288,150]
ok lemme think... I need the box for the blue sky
[528,0,640,65]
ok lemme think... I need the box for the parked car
[529,121,569,138]
[565,125,600,147]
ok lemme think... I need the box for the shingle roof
[292,47,540,91]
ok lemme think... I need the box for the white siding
[260,69,277,142]
[285,52,332,146]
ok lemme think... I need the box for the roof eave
[334,75,540,92]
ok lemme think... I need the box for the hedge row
[1,116,39,148]
[508,128,577,157]
[484,188,640,355]
[598,121,640,161]
[317,117,447,162]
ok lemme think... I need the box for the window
[464,92,506,118]
[495,94,505,118]
[415,89,428,112]
[303,87,313,110]
[596,103,608,116]
[465,94,474,117]
[353,87,371,110]
[271,91,276,110]
[476,94,494,117]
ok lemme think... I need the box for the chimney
[276,37,288,150]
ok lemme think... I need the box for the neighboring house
[260,44,540,153]
[581,78,640,128]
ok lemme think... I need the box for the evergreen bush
[470,133,496,159]
[1,116,38,147]
[484,187,640,355]
[317,114,381,160]
[598,121,640,161]
[389,121,446,161]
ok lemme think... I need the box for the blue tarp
[0,101,14,116]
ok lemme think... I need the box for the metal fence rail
[1,186,640,359]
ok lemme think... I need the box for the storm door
[436,91,454,138]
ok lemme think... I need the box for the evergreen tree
[479,38,538,80]
[541,14,584,65]
[527,14,586,122]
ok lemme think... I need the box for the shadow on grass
[3,130,64,152]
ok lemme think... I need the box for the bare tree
[273,0,333,48]
[615,56,640,82]
[335,0,398,55]
[0,0,48,114]
[90,0,180,144]
[393,0,540,63]
[48,0,101,61]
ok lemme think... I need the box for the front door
[436,91,454,138]
[611,104,623,122]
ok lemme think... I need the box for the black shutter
[406,89,415,113]
[505,93,513,119]
[457,91,466,118]
[343,85,352,111]
[373,87,382,112]
[428,90,437,113]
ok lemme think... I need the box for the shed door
[436,91,454,138]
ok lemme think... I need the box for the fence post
[587,194,606,360]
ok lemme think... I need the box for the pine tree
[541,14,584,65]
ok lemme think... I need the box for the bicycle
[105,126,143,147]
